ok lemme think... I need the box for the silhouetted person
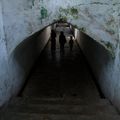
[50,30,56,51]
[69,36,74,51]
[59,31,66,53]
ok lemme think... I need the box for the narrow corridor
[22,25,99,99]
[1,24,119,120]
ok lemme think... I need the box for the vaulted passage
[0,0,120,119]
[1,23,120,119]
[22,28,99,98]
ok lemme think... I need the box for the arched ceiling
[1,0,120,55]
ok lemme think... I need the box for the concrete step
[9,97,110,106]
[1,113,120,120]
[22,88,100,98]
[5,104,117,115]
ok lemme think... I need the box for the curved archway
[0,0,119,109]
[28,0,117,56]
[3,0,118,57]
[9,21,118,108]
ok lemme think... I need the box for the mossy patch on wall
[70,7,78,16]
[79,27,86,32]
[101,41,115,58]
[31,0,35,6]
[59,7,79,20]
[41,7,48,19]
[58,14,67,22]
[73,24,78,29]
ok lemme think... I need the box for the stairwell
[0,26,120,120]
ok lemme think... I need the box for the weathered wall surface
[0,0,119,108]
[1,0,120,55]
[8,26,51,96]
[76,30,120,110]
[0,1,11,106]
[0,24,51,106]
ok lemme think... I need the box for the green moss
[101,41,115,59]
[59,8,69,16]
[32,0,34,6]
[58,14,67,22]
[73,25,78,29]
[107,30,115,35]
[105,42,113,50]
[41,7,48,19]
[70,7,78,15]
[61,17,67,22]
[79,27,86,32]
[59,7,79,19]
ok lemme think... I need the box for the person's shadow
[51,50,56,61]
[50,30,56,52]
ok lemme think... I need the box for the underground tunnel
[0,0,120,119]
[17,22,107,99]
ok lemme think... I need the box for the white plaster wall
[0,1,11,106]
[76,31,120,110]
[1,0,119,55]
[0,23,51,106]
[8,26,51,97]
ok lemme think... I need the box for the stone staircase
[0,97,120,120]
[1,29,119,119]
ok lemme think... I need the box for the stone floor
[22,30,100,99]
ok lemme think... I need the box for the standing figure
[59,31,66,52]
[50,30,56,51]
[69,36,74,51]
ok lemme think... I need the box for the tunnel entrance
[18,21,105,99]
[2,21,118,120]
[1,0,119,117]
